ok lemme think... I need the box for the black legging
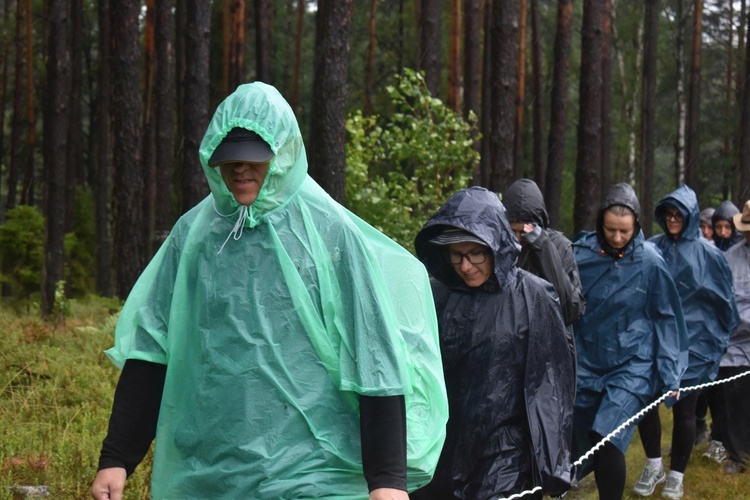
[589,432,626,500]
[637,391,700,473]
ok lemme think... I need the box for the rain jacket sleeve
[525,228,585,326]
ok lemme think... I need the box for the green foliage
[64,187,96,298]
[0,205,45,304]
[345,69,480,250]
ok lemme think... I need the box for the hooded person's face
[700,221,713,240]
[447,242,493,288]
[663,205,684,238]
[714,220,733,239]
[220,161,271,206]
[602,210,636,249]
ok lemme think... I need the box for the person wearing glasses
[571,183,688,500]
[632,185,737,499]
[411,186,575,500]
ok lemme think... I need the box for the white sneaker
[702,440,727,463]
[633,464,666,496]
[661,475,683,499]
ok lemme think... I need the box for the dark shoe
[724,461,747,474]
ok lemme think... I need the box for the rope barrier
[494,369,750,500]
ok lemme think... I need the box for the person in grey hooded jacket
[411,186,574,500]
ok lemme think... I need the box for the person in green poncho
[90,82,448,500]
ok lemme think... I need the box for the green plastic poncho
[106,82,448,499]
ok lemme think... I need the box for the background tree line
[1,0,749,318]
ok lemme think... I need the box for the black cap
[208,128,275,167]
[429,228,486,246]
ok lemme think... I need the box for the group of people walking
[411,181,749,500]
[90,81,749,500]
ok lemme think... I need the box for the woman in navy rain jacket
[633,185,738,498]
[572,183,688,500]
[411,187,575,500]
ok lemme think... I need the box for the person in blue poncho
[411,187,575,500]
[572,183,688,500]
[632,185,738,499]
[90,82,448,500]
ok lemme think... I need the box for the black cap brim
[209,128,275,167]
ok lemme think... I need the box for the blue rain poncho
[105,82,448,499]
[572,183,688,454]
[649,185,738,386]
[413,187,575,498]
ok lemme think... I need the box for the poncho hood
[504,178,549,228]
[596,183,641,249]
[654,184,700,241]
[200,82,307,227]
[712,200,744,250]
[415,186,520,290]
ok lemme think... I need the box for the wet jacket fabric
[413,187,575,499]
[572,183,688,454]
[712,200,745,251]
[649,185,738,385]
[105,83,448,499]
[503,179,586,327]
[722,242,750,367]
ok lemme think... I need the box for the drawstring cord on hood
[213,201,248,254]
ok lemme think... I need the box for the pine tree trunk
[41,0,70,317]
[143,0,157,256]
[513,0,527,179]
[255,0,270,83]
[489,0,517,193]
[447,0,460,112]
[545,0,572,228]
[308,0,352,203]
[21,0,35,206]
[530,0,545,191]
[574,0,602,234]
[418,0,441,98]
[0,0,10,216]
[111,0,145,298]
[739,7,750,206]
[465,0,481,185]
[600,0,612,201]
[364,0,378,116]
[685,0,703,190]
[7,0,26,212]
[95,0,113,297]
[180,0,211,215]
[640,0,659,238]
[675,0,686,186]
[478,0,492,187]
[290,0,304,112]
[154,0,176,249]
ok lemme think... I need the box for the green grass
[564,406,750,499]
[1,298,749,499]
[0,297,152,499]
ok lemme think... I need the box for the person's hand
[91,467,126,500]
[369,487,409,500]
[523,223,536,234]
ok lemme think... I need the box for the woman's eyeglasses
[447,249,490,265]
[664,211,683,222]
